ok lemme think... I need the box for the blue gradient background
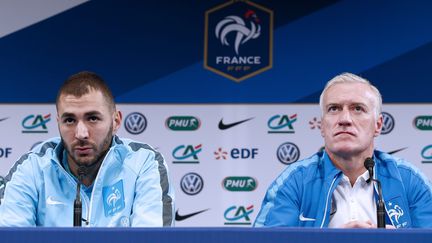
[0,0,430,103]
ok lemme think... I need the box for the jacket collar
[321,150,342,180]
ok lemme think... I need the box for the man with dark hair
[0,71,175,227]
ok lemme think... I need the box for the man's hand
[341,220,375,228]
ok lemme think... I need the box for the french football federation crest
[102,180,125,217]
[204,0,273,82]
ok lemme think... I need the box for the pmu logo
[166,116,200,131]
[223,176,257,191]
[277,142,300,165]
[421,145,432,163]
[124,112,147,134]
[180,172,204,196]
[267,114,297,133]
[172,144,202,164]
[224,205,254,225]
[204,0,273,82]
[413,116,432,131]
[381,112,395,135]
[22,114,51,133]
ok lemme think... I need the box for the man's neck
[68,159,103,187]
[327,151,372,186]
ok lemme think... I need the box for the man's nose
[338,108,352,126]
[75,121,89,139]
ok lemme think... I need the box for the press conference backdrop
[0,104,431,226]
[1,0,432,227]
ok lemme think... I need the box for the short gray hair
[319,72,382,119]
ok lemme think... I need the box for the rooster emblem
[215,10,261,55]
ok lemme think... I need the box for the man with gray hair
[254,72,432,228]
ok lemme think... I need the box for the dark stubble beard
[63,123,114,170]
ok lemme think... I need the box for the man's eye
[328,106,339,112]
[354,106,364,112]
[64,118,75,124]
[89,116,99,122]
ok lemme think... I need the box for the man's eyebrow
[325,103,341,107]
[60,111,103,118]
[60,112,75,118]
[84,111,103,117]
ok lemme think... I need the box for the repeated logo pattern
[1,104,431,228]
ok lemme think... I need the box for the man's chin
[328,146,360,156]
[74,156,96,167]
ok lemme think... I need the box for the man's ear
[374,114,383,137]
[112,110,122,134]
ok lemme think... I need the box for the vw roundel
[180,172,204,196]
[204,0,273,82]
[380,112,395,135]
[124,112,147,135]
[277,142,300,165]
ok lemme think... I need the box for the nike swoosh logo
[218,117,254,130]
[0,117,9,122]
[299,212,316,222]
[388,147,407,155]
[46,196,65,205]
[175,208,209,221]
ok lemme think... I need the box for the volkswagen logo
[124,112,147,134]
[381,112,395,135]
[180,172,204,196]
[277,142,300,165]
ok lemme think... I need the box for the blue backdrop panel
[0,0,431,103]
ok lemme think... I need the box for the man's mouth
[75,147,92,154]
[334,131,355,136]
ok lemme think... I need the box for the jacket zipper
[320,176,338,228]
[54,161,89,226]
[86,147,115,226]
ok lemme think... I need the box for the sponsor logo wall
[0,104,431,226]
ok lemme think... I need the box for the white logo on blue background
[215,14,261,55]
[387,200,408,228]
[388,203,404,224]
[103,180,125,216]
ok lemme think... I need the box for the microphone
[73,166,87,227]
[364,158,385,228]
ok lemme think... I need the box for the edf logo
[267,114,297,133]
[214,147,258,160]
[224,205,254,225]
[172,144,202,164]
[0,148,12,158]
[22,114,51,133]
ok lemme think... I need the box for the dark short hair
[56,71,115,111]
